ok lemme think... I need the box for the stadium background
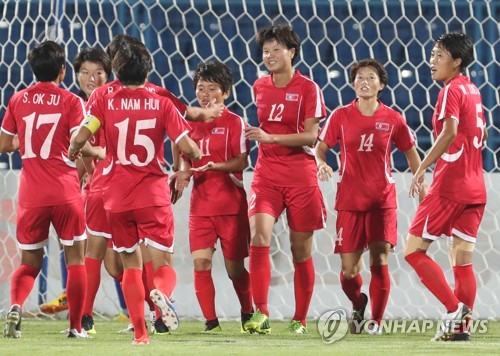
[0,0,498,321]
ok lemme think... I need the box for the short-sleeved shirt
[428,75,486,204]
[318,99,415,211]
[1,82,84,208]
[86,79,188,194]
[187,108,249,216]
[252,71,326,187]
[89,87,191,212]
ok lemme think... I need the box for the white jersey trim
[452,228,477,243]
[18,239,48,250]
[113,242,141,253]
[144,237,174,253]
[174,130,189,144]
[86,227,112,239]
[0,127,16,136]
[438,82,451,121]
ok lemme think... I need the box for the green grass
[1,319,499,355]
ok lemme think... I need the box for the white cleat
[67,328,91,338]
[150,289,179,331]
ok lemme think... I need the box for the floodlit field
[1,319,499,355]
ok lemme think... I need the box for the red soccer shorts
[334,209,397,254]
[85,192,112,239]
[189,214,250,261]
[409,193,485,243]
[107,205,174,253]
[16,199,86,250]
[248,184,326,232]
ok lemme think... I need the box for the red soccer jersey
[252,71,326,187]
[1,82,84,208]
[428,75,486,204]
[86,79,188,193]
[188,109,249,216]
[318,99,415,211]
[89,87,191,212]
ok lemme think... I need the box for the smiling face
[77,60,108,99]
[353,66,385,100]
[262,40,295,74]
[429,45,461,83]
[195,79,229,107]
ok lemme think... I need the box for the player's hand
[317,163,333,181]
[94,147,106,161]
[245,126,272,143]
[169,171,191,204]
[418,181,428,203]
[206,99,224,118]
[190,161,214,172]
[409,169,425,198]
[68,146,82,161]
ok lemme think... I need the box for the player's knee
[193,258,212,271]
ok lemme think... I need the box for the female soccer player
[69,41,201,345]
[315,58,424,335]
[244,24,326,334]
[172,61,253,332]
[404,32,486,342]
[1,41,91,339]
[39,47,114,317]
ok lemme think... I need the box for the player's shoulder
[222,109,246,127]
[293,71,320,89]
[378,101,404,121]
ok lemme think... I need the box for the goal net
[0,0,498,321]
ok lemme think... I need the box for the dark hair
[193,61,233,94]
[350,58,388,97]
[256,24,301,65]
[107,34,143,60]
[28,41,65,82]
[112,42,151,85]
[73,47,112,77]
[434,32,474,71]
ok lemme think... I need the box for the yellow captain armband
[82,114,101,134]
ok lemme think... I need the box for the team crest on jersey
[285,93,299,101]
[212,127,225,135]
[375,122,390,131]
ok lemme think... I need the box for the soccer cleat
[349,293,368,334]
[240,312,253,333]
[40,292,68,314]
[82,314,96,335]
[431,302,471,341]
[286,320,308,334]
[150,289,179,331]
[204,319,222,332]
[3,305,22,339]
[243,309,271,334]
[442,332,471,342]
[132,335,150,345]
[67,328,91,338]
[152,317,170,334]
[366,321,382,335]
[113,311,130,322]
[118,324,134,333]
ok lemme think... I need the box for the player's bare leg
[367,241,391,334]
[340,250,367,334]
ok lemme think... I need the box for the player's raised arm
[69,115,101,160]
